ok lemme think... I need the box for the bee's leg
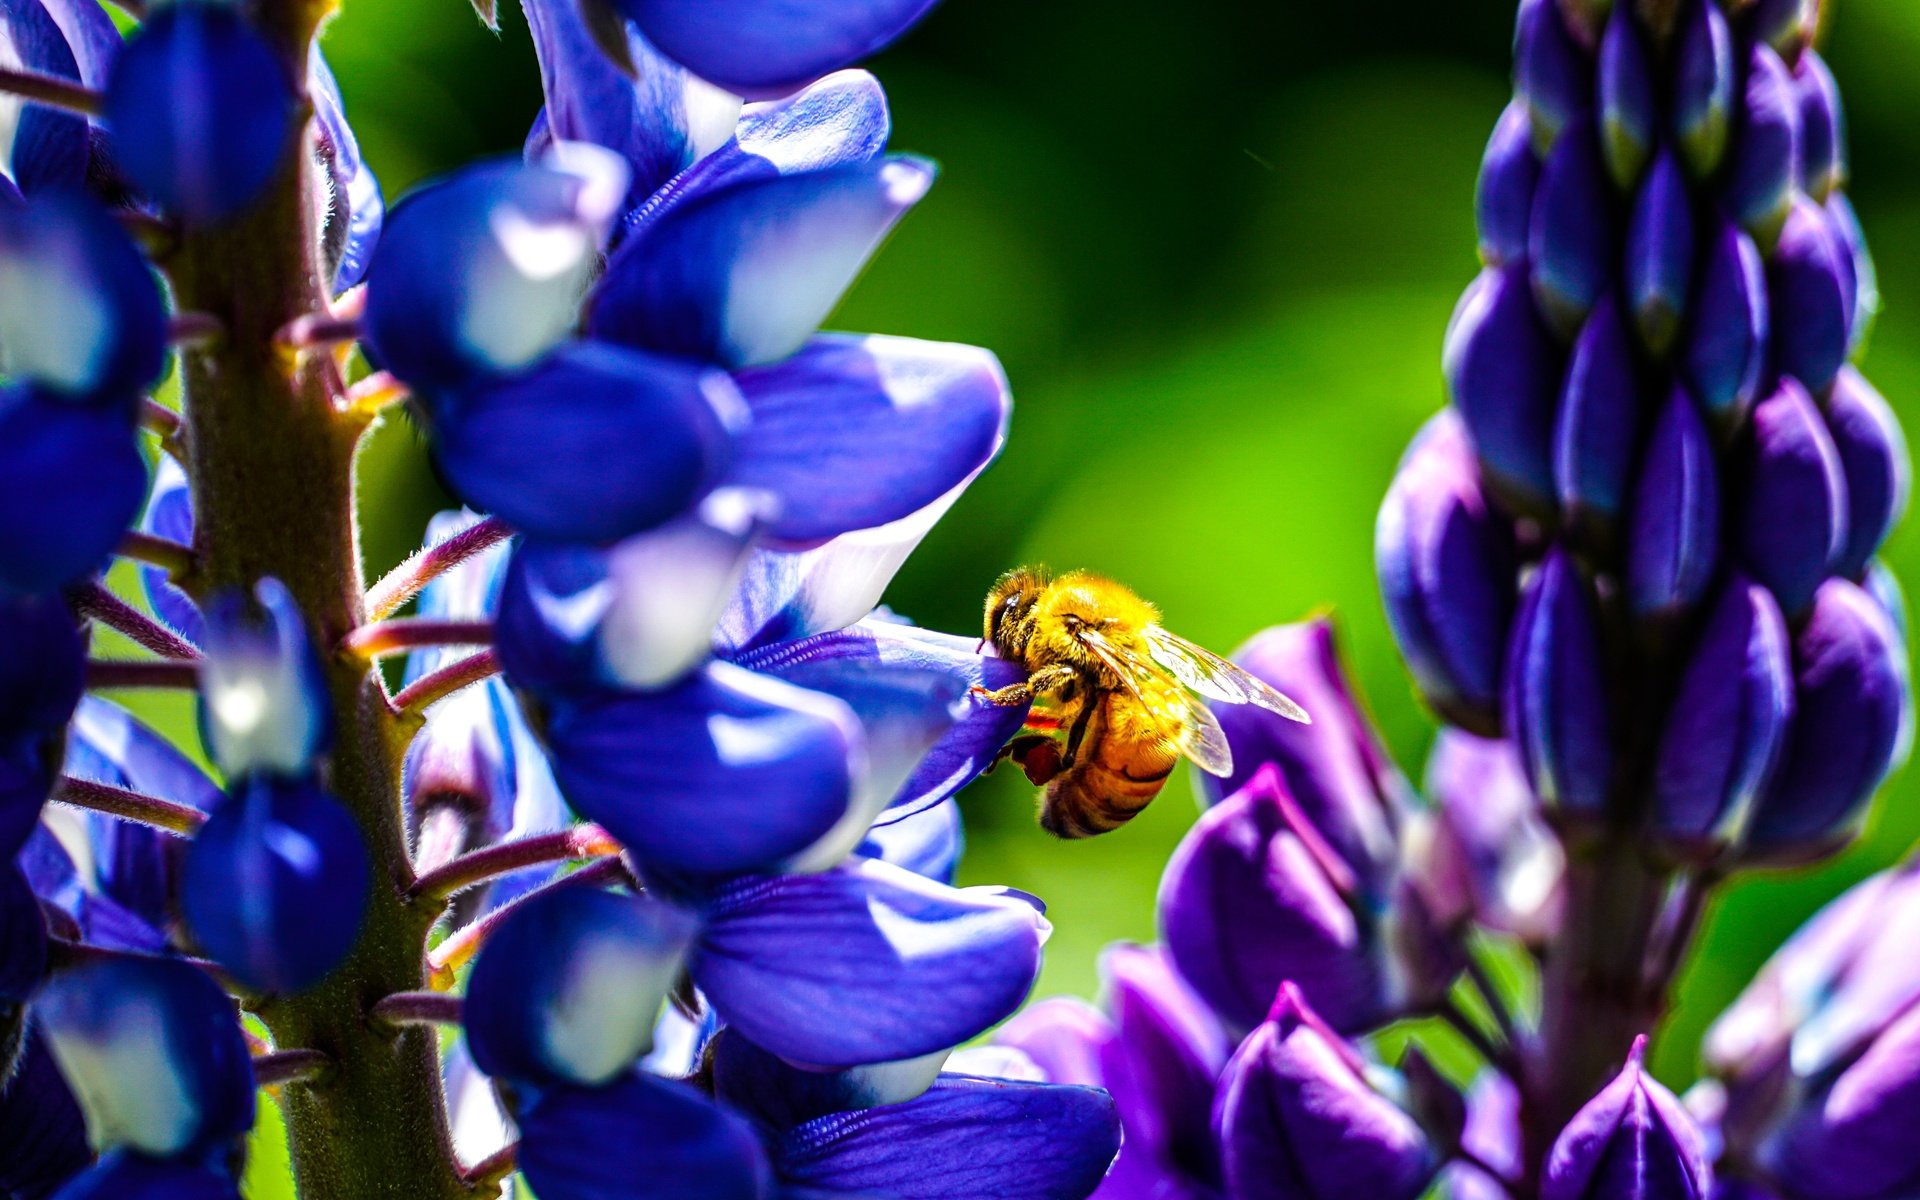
[972,664,1079,708]
[986,733,1049,774]
[1060,705,1096,769]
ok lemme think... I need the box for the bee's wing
[1078,626,1236,777]
[1142,626,1312,724]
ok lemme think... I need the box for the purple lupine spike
[1554,294,1644,545]
[1529,116,1615,339]
[1213,983,1438,1200]
[1542,1038,1711,1200]
[1827,192,1879,357]
[1477,102,1539,268]
[1506,547,1614,821]
[1159,766,1393,1037]
[1744,578,1907,865]
[1626,388,1721,627]
[1770,195,1857,397]
[1735,378,1847,620]
[1202,618,1409,889]
[1625,149,1694,357]
[1444,266,1563,517]
[1672,0,1735,179]
[1796,50,1846,202]
[1650,577,1793,861]
[1684,216,1769,430]
[1096,944,1228,1186]
[1597,5,1655,190]
[1826,368,1910,580]
[1724,42,1803,251]
[1376,411,1519,735]
[1516,0,1593,155]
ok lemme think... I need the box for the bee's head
[984,566,1046,654]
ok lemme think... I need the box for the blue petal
[857,796,963,883]
[309,48,383,294]
[712,1029,947,1131]
[102,2,298,224]
[0,385,145,594]
[427,341,741,545]
[1797,51,1845,203]
[1442,265,1561,517]
[34,955,254,1158]
[51,1153,240,1200]
[1505,547,1614,820]
[0,1026,91,1199]
[363,153,628,390]
[1553,295,1644,541]
[714,485,972,654]
[1671,0,1733,177]
[496,495,764,697]
[38,0,119,89]
[734,618,1024,831]
[0,864,47,1000]
[181,776,370,993]
[1770,195,1855,397]
[615,0,938,95]
[1724,42,1802,251]
[0,191,168,401]
[466,887,698,1088]
[1827,369,1910,580]
[588,156,935,369]
[1626,388,1721,625]
[0,0,88,192]
[197,578,331,779]
[628,69,890,235]
[1475,102,1537,268]
[1098,943,1228,1177]
[516,1071,772,1200]
[0,587,84,751]
[1684,217,1768,430]
[542,661,861,887]
[18,822,171,955]
[1736,379,1848,619]
[693,858,1049,1067]
[775,1075,1119,1200]
[1528,116,1614,339]
[728,334,1010,543]
[138,456,203,645]
[520,0,739,210]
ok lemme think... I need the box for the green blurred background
[224,0,1920,1186]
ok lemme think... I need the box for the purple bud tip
[1736,379,1848,620]
[1684,218,1769,429]
[1598,6,1655,189]
[1725,43,1804,252]
[1530,118,1616,339]
[1627,388,1721,626]
[1508,547,1616,819]
[1673,0,1735,179]
[1516,0,1595,156]
[1796,51,1846,202]
[1770,196,1856,397]
[1478,103,1540,268]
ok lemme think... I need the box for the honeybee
[978,566,1310,838]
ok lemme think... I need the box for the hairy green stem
[165,29,467,1198]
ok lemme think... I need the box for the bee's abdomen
[1038,700,1178,838]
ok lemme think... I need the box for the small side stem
[52,775,207,836]
[0,63,101,115]
[256,1049,334,1088]
[428,857,630,987]
[1440,997,1520,1077]
[391,650,501,716]
[462,1144,518,1191]
[140,398,184,440]
[1641,870,1715,999]
[342,618,493,661]
[365,518,512,621]
[118,531,199,578]
[67,581,202,661]
[410,825,620,902]
[370,991,464,1031]
[1464,950,1526,1049]
[277,312,362,351]
[86,658,201,691]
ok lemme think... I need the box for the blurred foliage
[102,0,1920,1192]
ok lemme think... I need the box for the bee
[978,566,1310,838]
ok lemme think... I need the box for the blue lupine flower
[609,0,940,96]
[0,0,89,193]
[309,47,384,295]
[195,579,332,780]
[102,0,299,224]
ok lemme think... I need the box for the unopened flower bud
[1770,196,1856,396]
[1625,150,1694,357]
[1444,267,1562,517]
[1735,379,1847,619]
[1516,0,1594,156]
[1423,730,1563,942]
[198,579,332,780]
[1627,388,1721,626]
[1555,295,1644,545]
[1672,0,1735,179]
[1542,1037,1711,1200]
[1826,368,1910,580]
[1684,218,1769,430]
[1725,43,1803,252]
[1530,117,1615,339]
[1597,6,1654,189]
[1507,548,1615,821]
[1477,103,1539,268]
[1796,50,1846,202]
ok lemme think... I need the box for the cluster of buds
[0,0,1131,1196]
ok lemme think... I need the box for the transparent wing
[1078,626,1236,777]
[1142,626,1312,724]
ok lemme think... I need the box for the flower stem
[67,580,202,661]
[51,775,207,836]
[1439,996,1520,1078]
[118,530,199,578]
[0,63,101,115]
[85,658,201,690]
[391,650,502,716]
[140,398,184,440]
[410,824,620,902]
[369,991,464,1031]
[364,517,511,621]
[342,618,493,661]
[461,1144,518,1191]
[170,311,226,347]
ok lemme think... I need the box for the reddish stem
[391,650,501,716]
[410,825,620,901]
[369,991,464,1030]
[427,857,629,985]
[342,618,493,661]
[0,63,101,115]
[52,775,207,836]
[68,581,201,661]
[86,658,202,691]
[365,517,512,621]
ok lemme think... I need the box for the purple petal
[1554,295,1645,542]
[1724,43,1803,251]
[1529,117,1615,338]
[0,386,145,595]
[1443,266,1563,516]
[1651,578,1794,858]
[1506,547,1614,819]
[1215,985,1437,1200]
[711,1029,946,1132]
[515,1071,773,1200]
[1745,579,1908,864]
[1624,151,1693,356]
[775,1075,1120,1200]
[1204,619,1407,889]
[857,795,963,883]
[1476,102,1538,268]
[1684,217,1770,430]
[614,0,939,96]
[1376,411,1518,733]
[1099,944,1227,1180]
[1752,0,1817,59]
[1735,379,1847,619]
[1158,768,1389,1037]
[1771,196,1856,396]
[1515,0,1592,155]
[1422,731,1562,942]
[49,1153,239,1200]
[728,334,1010,544]
[0,1026,91,1198]
[589,157,935,369]
[1828,192,1879,357]
[993,996,1114,1090]
[1796,50,1846,202]
[1826,369,1910,579]
[1626,388,1721,625]
[1671,0,1734,178]
[692,858,1048,1067]
[1597,5,1654,188]
[1542,1040,1711,1200]
[1765,1000,1920,1200]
